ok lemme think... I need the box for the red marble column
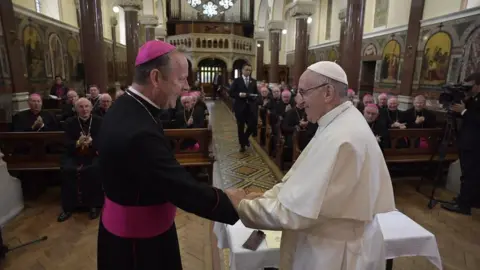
[79,0,108,91]
[139,15,158,43]
[268,30,281,83]
[340,0,366,90]
[399,0,426,96]
[338,10,347,67]
[111,16,118,82]
[293,16,308,87]
[0,0,28,94]
[121,3,140,85]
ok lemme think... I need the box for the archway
[197,58,227,97]
[232,59,249,79]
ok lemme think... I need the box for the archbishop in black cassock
[58,98,103,222]
[97,41,240,270]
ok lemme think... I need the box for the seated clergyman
[94,94,113,117]
[364,104,389,149]
[282,94,317,153]
[404,95,436,128]
[58,98,103,222]
[60,90,79,121]
[12,93,57,132]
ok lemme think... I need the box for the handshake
[225,188,263,208]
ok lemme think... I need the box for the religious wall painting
[23,25,46,79]
[49,34,66,79]
[67,38,80,78]
[373,0,389,29]
[363,43,378,56]
[462,27,480,80]
[420,31,452,87]
[327,49,337,61]
[380,40,401,83]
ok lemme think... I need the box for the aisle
[208,101,278,192]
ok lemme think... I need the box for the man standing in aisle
[232,61,396,270]
[230,63,257,152]
[97,40,242,270]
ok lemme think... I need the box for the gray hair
[317,74,348,99]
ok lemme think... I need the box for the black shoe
[441,203,471,216]
[246,141,251,147]
[57,211,72,222]
[89,208,100,220]
[239,146,246,153]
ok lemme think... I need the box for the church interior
[0,0,480,269]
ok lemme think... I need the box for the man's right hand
[225,188,246,208]
[239,92,247,98]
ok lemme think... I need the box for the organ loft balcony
[166,33,255,56]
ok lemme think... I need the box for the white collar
[243,75,249,80]
[317,101,352,126]
[128,86,160,109]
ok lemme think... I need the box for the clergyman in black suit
[229,63,257,152]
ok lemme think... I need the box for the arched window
[35,0,41,12]
[197,66,221,83]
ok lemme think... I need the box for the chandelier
[187,0,236,18]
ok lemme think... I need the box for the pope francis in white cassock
[234,61,396,270]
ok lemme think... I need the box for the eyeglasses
[298,82,329,98]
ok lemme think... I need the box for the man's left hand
[450,101,465,113]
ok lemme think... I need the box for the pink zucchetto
[30,93,42,99]
[347,89,355,95]
[366,103,378,109]
[378,93,388,99]
[135,40,176,66]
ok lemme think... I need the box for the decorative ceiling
[187,0,238,17]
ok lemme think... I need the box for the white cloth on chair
[0,152,24,226]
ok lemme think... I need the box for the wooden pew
[164,128,214,185]
[292,129,308,164]
[256,107,266,146]
[275,123,286,170]
[0,132,65,171]
[384,128,458,163]
[0,128,215,184]
[264,111,273,156]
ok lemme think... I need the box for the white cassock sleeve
[237,182,325,231]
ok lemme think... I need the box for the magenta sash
[419,137,429,149]
[102,196,176,239]
[187,142,200,151]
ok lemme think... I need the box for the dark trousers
[458,149,480,208]
[235,107,255,147]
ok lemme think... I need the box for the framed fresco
[420,31,452,87]
[363,43,378,56]
[380,40,401,83]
